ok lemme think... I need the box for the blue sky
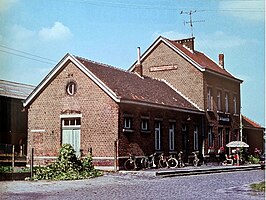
[0,0,265,126]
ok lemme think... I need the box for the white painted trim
[23,54,121,107]
[30,129,46,133]
[129,36,242,83]
[93,157,114,160]
[162,79,204,111]
[129,36,204,72]
[94,166,115,171]
[60,114,82,118]
[34,156,57,159]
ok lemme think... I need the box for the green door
[62,128,81,157]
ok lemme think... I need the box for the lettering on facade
[149,64,178,72]
[219,116,230,122]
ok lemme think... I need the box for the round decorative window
[66,81,76,96]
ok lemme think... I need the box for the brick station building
[129,36,243,156]
[23,54,204,170]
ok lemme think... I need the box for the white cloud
[38,22,73,41]
[219,1,264,22]
[0,0,18,13]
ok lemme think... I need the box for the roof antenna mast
[180,10,204,37]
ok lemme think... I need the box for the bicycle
[158,153,169,168]
[192,151,199,167]
[177,151,185,168]
[124,153,137,170]
[141,153,157,169]
[167,154,178,168]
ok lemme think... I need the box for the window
[169,123,175,151]
[218,128,223,148]
[124,117,132,129]
[207,87,212,110]
[233,95,237,114]
[217,90,221,111]
[208,127,214,147]
[66,81,76,96]
[225,92,229,113]
[194,126,199,151]
[155,121,161,150]
[141,119,149,131]
[62,118,81,127]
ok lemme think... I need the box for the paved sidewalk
[119,164,261,177]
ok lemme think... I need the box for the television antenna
[180,10,205,37]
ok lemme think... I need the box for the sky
[0,0,265,126]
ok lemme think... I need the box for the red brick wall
[118,103,203,162]
[27,61,119,166]
[136,41,204,110]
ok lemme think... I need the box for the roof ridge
[75,56,135,75]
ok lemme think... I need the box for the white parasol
[226,141,249,148]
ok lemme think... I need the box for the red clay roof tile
[164,38,241,81]
[76,56,201,112]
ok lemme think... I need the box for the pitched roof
[242,115,264,130]
[0,79,35,100]
[129,36,242,82]
[76,56,202,113]
[24,54,203,114]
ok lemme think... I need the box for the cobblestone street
[1,170,265,200]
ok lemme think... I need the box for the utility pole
[180,10,204,37]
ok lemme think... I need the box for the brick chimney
[219,54,224,69]
[174,37,195,51]
[135,47,143,77]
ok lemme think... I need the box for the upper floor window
[225,92,229,113]
[124,117,132,129]
[233,95,237,114]
[141,118,149,131]
[217,90,221,111]
[207,87,213,111]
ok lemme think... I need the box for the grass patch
[250,181,265,192]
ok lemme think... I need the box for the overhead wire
[0,44,57,65]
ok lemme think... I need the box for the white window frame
[207,88,212,111]
[194,126,199,151]
[141,119,149,131]
[169,123,175,151]
[218,128,223,148]
[217,90,221,111]
[208,127,214,147]
[124,117,132,129]
[233,95,237,114]
[155,121,161,150]
[225,92,229,113]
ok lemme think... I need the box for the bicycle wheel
[124,159,135,170]
[168,158,178,168]
[158,160,167,168]
[193,159,198,167]
[141,157,148,169]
